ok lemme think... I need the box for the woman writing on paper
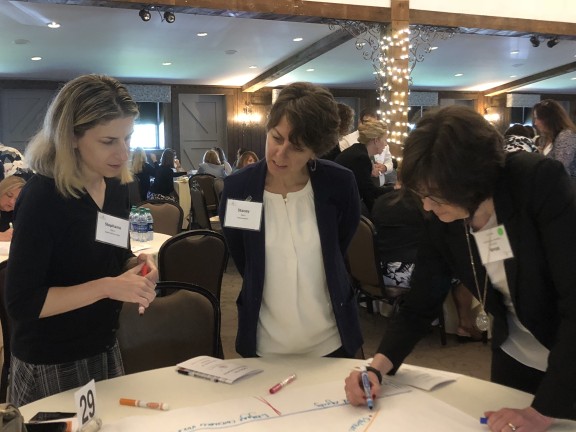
[0,175,26,240]
[219,82,363,358]
[6,74,158,406]
[344,106,576,431]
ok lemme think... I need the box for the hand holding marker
[139,263,149,315]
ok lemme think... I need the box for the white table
[130,232,171,263]
[18,358,576,431]
[173,177,191,230]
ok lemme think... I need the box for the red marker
[269,373,297,394]
[138,263,149,315]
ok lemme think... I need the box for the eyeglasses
[408,188,451,205]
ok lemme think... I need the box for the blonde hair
[203,149,221,165]
[25,74,139,198]
[358,119,388,145]
[131,147,147,174]
[0,176,25,199]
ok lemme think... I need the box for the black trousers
[491,347,545,395]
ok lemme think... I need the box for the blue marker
[480,417,488,424]
[361,371,374,410]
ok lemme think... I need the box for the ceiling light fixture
[529,35,540,47]
[47,22,60,29]
[163,11,175,23]
[139,8,151,22]
[293,37,303,42]
[197,32,207,37]
[547,37,559,48]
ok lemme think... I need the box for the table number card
[74,379,98,429]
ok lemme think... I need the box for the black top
[150,165,181,196]
[134,162,157,201]
[334,143,390,211]
[0,211,13,232]
[6,174,133,364]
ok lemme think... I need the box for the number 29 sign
[74,379,98,428]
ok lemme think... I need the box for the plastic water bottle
[129,206,137,241]
[137,208,147,242]
[145,209,154,241]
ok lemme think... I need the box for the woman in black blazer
[345,106,576,431]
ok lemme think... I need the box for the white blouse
[256,180,341,357]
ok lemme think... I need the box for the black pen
[176,368,220,383]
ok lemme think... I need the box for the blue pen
[361,371,374,410]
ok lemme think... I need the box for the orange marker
[138,263,150,315]
[119,398,170,411]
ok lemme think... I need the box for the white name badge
[95,211,130,249]
[224,199,263,231]
[472,224,514,264]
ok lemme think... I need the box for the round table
[18,357,576,431]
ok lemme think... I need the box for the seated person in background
[0,143,32,180]
[198,149,228,178]
[212,147,233,175]
[234,151,259,171]
[0,175,26,240]
[323,103,354,161]
[148,148,181,202]
[335,119,392,213]
[503,124,538,153]
[234,147,249,168]
[131,147,157,201]
[372,187,482,340]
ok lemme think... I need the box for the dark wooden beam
[241,29,354,93]
[484,61,576,97]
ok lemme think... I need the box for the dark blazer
[219,158,363,357]
[334,143,389,211]
[378,152,576,420]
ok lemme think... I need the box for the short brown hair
[266,82,340,156]
[401,105,505,214]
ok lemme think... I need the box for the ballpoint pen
[361,371,374,410]
[138,263,149,315]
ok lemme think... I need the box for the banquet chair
[158,230,228,300]
[0,260,10,402]
[213,177,224,203]
[189,173,218,215]
[189,181,214,231]
[117,281,222,375]
[137,199,183,236]
[347,216,447,345]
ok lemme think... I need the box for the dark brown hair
[533,99,576,142]
[337,103,354,137]
[401,105,505,214]
[266,82,340,156]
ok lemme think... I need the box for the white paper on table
[100,380,479,432]
[387,364,460,391]
[177,356,263,384]
[0,242,9,255]
[130,243,151,253]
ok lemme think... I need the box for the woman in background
[212,147,233,175]
[533,99,576,180]
[6,74,157,406]
[219,82,363,358]
[130,147,157,201]
[234,150,259,170]
[148,148,181,201]
[198,149,228,178]
[0,175,26,240]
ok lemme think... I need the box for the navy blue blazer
[219,159,363,357]
[378,152,576,420]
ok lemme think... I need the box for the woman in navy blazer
[345,106,576,431]
[219,82,362,358]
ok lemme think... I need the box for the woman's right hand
[108,264,157,310]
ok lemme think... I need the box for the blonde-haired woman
[6,74,158,406]
[335,119,391,212]
[0,175,25,240]
[198,149,227,178]
[131,147,157,201]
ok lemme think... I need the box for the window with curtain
[131,102,165,149]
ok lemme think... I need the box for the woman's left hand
[484,406,553,432]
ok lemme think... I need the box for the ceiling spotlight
[139,8,151,22]
[164,11,175,23]
[529,35,540,47]
[547,37,559,48]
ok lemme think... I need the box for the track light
[547,37,559,48]
[138,8,151,22]
[163,11,175,23]
[529,35,540,47]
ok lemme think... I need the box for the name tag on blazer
[224,199,263,231]
[472,224,514,264]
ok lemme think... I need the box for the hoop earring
[309,158,317,172]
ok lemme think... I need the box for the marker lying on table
[119,398,170,411]
[138,263,150,315]
[361,371,374,410]
[269,373,297,394]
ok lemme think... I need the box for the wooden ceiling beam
[484,61,576,97]
[241,29,354,93]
